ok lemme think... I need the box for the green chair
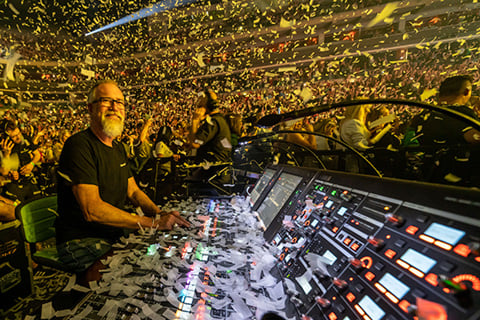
[15,195,69,271]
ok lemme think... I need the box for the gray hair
[87,79,119,104]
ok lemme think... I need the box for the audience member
[0,120,42,202]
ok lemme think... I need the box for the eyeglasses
[92,97,126,109]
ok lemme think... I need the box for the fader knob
[349,258,365,271]
[332,278,348,291]
[407,304,418,316]
[315,296,331,309]
[367,236,385,250]
[290,296,303,307]
[301,315,313,320]
[385,213,404,227]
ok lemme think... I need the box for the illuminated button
[346,292,356,302]
[332,226,339,233]
[365,272,375,281]
[363,315,372,320]
[406,225,419,235]
[425,273,438,287]
[434,240,452,251]
[419,234,435,244]
[395,259,410,269]
[328,312,338,320]
[398,300,411,313]
[344,237,352,246]
[374,283,387,293]
[409,266,425,278]
[384,249,397,259]
[385,292,399,304]
[351,242,360,251]
[354,305,365,316]
[454,244,471,257]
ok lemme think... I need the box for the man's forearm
[129,188,162,216]
[83,199,154,229]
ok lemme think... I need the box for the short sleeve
[58,135,98,186]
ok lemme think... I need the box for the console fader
[262,165,480,320]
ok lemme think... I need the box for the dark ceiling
[0,0,158,37]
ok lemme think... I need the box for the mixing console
[261,165,480,320]
[62,164,479,320]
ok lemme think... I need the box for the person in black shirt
[189,89,232,163]
[187,89,232,185]
[418,75,480,185]
[55,80,189,275]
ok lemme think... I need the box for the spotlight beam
[85,0,199,36]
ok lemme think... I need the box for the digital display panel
[424,222,465,245]
[400,249,436,273]
[325,200,334,208]
[337,207,348,216]
[311,219,319,228]
[378,273,410,299]
[296,274,312,294]
[250,168,276,206]
[322,250,337,265]
[257,173,303,229]
[358,296,385,320]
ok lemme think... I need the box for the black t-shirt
[419,105,479,146]
[194,113,232,163]
[11,138,36,168]
[55,128,132,243]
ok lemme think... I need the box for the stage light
[85,0,199,36]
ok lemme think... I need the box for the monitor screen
[256,172,303,229]
[250,168,277,206]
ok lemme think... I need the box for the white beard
[102,117,124,138]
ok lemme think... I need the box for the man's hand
[192,107,206,121]
[9,171,19,181]
[154,211,190,230]
[20,162,34,176]
[1,138,14,157]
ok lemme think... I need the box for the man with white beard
[55,80,189,281]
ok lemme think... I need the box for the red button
[346,292,356,302]
[365,271,375,281]
[384,249,397,259]
[406,225,419,235]
[454,244,471,257]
